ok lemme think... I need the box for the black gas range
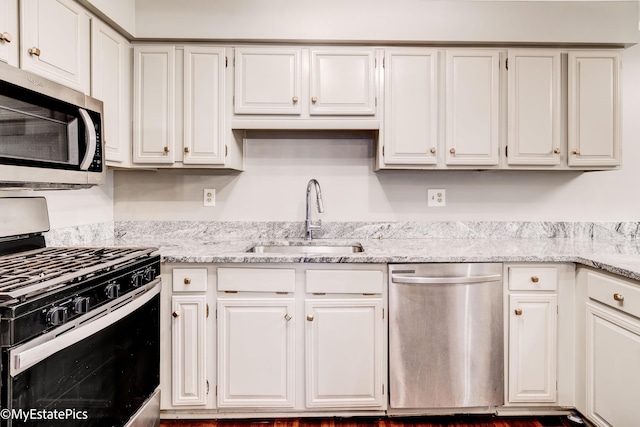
[0,246,160,347]
[0,197,161,427]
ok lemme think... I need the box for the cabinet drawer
[173,268,207,292]
[306,270,383,294]
[587,270,640,319]
[508,267,557,291]
[217,268,295,293]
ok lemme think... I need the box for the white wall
[0,171,114,230]
[134,0,638,45]
[113,42,640,223]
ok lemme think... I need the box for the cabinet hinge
[383,384,385,394]
[215,308,218,319]
[233,95,235,106]
[382,146,385,156]
[382,308,385,319]
[506,58,509,70]
[215,385,218,396]
[225,56,228,68]
[225,145,228,157]
[233,56,236,67]
[382,57,385,68]
[505,145,508,158]
[206,303,209,318]
[375,97,377,107]
[206,380,210,394]
[374,58,376,68]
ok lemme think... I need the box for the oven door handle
[10,281,161,377]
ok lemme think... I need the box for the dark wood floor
[160,415,581,427]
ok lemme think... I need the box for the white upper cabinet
[133,45,175,164]
[234,47,301,115]
[183,46,226,165]
[309,49,376,115]
[91,20,131,166]
[0,0,18,66]
[507,50,561,166]
[568,50,621,168]
[445,49,501,166]
[133,44,240,169]
[232,47,379,129]
[20,0,90,94]
[381,48,438,166]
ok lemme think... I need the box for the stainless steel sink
[247,243,364,254]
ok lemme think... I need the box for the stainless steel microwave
[0,61,104,189]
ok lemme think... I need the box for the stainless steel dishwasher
[388,263,504,409]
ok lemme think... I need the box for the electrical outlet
[203,188,216,207]
[427,189,446,207]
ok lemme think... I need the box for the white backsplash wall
[114,44,640,223]
[0,170,115,230]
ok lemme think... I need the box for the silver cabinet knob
[306,315,314,321]
[28,47,41,56]
[0,32,12,43]
[284,313,292,321]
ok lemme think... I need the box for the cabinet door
[586,304,640,427]
[171,295,207,406]
[507,50,561,165]
[217,298,295,408]
[305,299,384,408]
[382,48,438,165]
[508,294,557,403]
[0,0,18,66]
[184,46,226,165]
[133,45,175,164]
[445,50,500,166]
[309,49,376,115]
[91,20,131,166]
[234,47,301,115]
[568,51,620,167]
[20,0,90,93]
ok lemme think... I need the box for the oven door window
[6,293,160,427]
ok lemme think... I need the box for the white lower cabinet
[161,266,214,411]
[305,298,384,408]
[172,294,208,406]
[508,294,557,402]
[583,268,640,427]
[505,264,566,407]
[217,298,296,408]
[214,265,387,414]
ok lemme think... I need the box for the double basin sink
[247,242,364,254]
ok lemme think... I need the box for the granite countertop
[118,236,640,282]
[46,221,640,282]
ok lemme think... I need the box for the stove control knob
[73,297,91,314]
[131,271,145,287]
[105,283,121,299]
[46,307,69,326]
[144,267,156,282]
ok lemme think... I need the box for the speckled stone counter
[103,220,640,282]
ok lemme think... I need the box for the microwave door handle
[78,108,97,170]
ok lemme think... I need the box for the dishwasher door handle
[391,273,502,284]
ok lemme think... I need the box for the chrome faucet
[305,179,324,240]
